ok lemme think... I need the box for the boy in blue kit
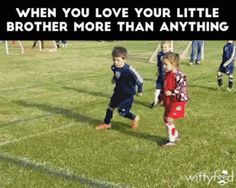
[96,46,143,130]
[217,40,236,91]
[151,41,172,108]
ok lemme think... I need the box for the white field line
[0,122,74,147]
[0,151,127,188]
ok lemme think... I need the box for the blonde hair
[162,52,180,68]
[161,40,172,48]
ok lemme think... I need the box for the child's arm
[223,45,236,67]
[129,66,143,94]
[111,65,116,84]
[172,72,188,101]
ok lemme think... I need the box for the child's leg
[118,98,135,120]
[228,74,233,89]
[32,40,37,48]
[154,89,161,104]
[196,41,203,62]
[96,106,113,130]
[153,76,164,106]
[190,41,197,62]
[104,106,114,124]
[217,71,223,87]
[96,94,119,130]
[164,116,178,142]
[118,97,139,128]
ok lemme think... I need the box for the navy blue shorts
[219,63,234,75]
[156,75,164,89]
[109,93,134,113]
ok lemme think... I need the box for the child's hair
[162,52,180,68]
[161,40,172,48]
[227,40,235,43]
[112,46,128,59]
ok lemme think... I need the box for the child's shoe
[96,124,111,130]
[226,88,232,92]
[150,102,157,108]
[163,141,176,147]
[131,115,140,129]
[196,61,201,65]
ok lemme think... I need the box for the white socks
[154,89,161,104]
[165,123,179,142]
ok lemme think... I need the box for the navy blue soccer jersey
[111,64,143,96]
[219,42,236,75]
[156,51,166,89]
[157,51,165,76]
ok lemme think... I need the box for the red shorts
[164,101,186,119]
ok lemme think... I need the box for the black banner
[0,0,234,40]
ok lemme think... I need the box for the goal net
[2,41,24,55]
[31,40,57,52]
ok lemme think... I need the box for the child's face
[113,57,125,68]
[163,59,174,72]
[162,44,171,53]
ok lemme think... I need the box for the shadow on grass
[188,84,218,91]
[62,86,151,108]
[0,114,54,129]
[15,100,101,125]
[15,100,165,145]
[63,86,111,98]
[111,122,166,146]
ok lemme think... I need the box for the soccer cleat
[189,62,193,65]
[131,115,140,129]
[95,124,111,130]
[150,102,158,108]
[163,141,176,147]
[226,88,232,92]
[196,61,201,65]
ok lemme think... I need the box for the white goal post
[5,41,24,55]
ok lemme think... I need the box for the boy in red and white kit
[162,52,189,146]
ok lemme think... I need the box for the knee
[108,106,114,111]
[165,116,174,124]
[217,72,222,77]
[118,107,126,117]
[229,74,234,79]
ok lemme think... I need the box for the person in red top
[162,52,189,146]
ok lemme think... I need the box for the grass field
[0,41,235,188]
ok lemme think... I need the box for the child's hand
[137,92,143,97]
[165,90,172,96]
[223,63,227,68]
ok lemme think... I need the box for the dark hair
[112,46,128,59]
[162,52,180,68]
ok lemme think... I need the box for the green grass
[0,41,235,188]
